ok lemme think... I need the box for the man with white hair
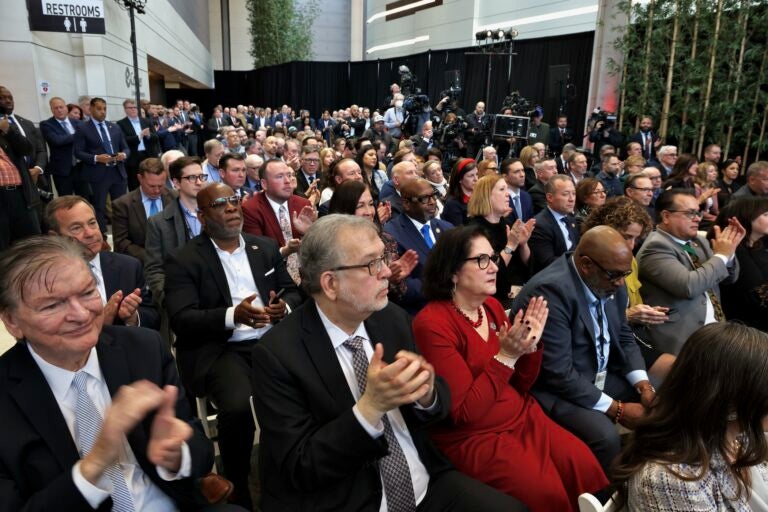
[244,153,263,191]
[481,145,499,167]
[202,139,224,185]
[654,145,677,179]
[384,94,406,139]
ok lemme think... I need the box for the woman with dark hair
[575,178,607,222]
[714,197,768,330]
[662,153,698,190]
[443,158,478,226]
[612,322,768,511]
[354,145,387,199]
[582,198,676,383]
[717,159,743,207]
[328,180,417,300]
[468,174,535,308]
[413,225,608,511]
[67,103,83,121]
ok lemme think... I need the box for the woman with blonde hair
[519,145,539,189]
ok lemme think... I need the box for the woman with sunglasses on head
[468,174,536,308]
[412,225,608,512]
[328,180,417,301]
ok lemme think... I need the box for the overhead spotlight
[475,30,490,41]
[506,28,519,39]
[493,30,505,40]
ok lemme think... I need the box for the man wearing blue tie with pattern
[74,97,130,234]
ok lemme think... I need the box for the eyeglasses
[302,158,320,164]
[629,186,654,192]
[205,195,242,209]
[330,253,392,276]
[180,174,209,183]
[585,255,632,281]
[464,253,500,270]
[666,209,703,219]
[589,189,607,195]
[407,193,438,204]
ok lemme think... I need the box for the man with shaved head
[512,226,653,473]
[164,182,301,508]
[380,160,418,217]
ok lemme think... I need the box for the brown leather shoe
[199,473,234,504]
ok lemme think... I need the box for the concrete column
[350,0,364,61]
[584,0,628,135]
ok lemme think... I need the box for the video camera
[589,108,617,128]
[398,65,418,97]
[502,91,537,117]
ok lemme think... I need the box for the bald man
[512,226,652,473]
[164,182,301,508]
[380,160,418,217]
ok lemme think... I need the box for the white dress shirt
[210,235,273,341]
[315,305,431,511]
[28,344,190,511]
[408,216,435,246]
[88,254,108,306]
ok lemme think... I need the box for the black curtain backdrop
[169,31,594,141]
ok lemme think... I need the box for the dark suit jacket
[294,168,316,198]
[12,115,47,171]
[73,119,130,183]
[40,117,81,177]
[528,208,579,274]
[0,123,38,209]
[98,250,159,329]
[383,214,454,313]
[0,326,214,512]
[242,192,312,246]
[251,300,453,511]
[629,131,659,161]
[116,116,160,158]
[527,181,547,214]
[548,127,574,155]
[111,187,175,263]
[512,254,646,411]
[144,199,191,306]
[507,189,534,223]
[206,116,229,138]
[164,233,301,396]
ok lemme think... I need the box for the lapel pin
[251,245,259,250]
[435,227,441,234]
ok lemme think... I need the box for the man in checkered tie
[252,214,526,511]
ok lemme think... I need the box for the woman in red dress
[413,225,608,511]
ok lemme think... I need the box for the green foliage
[246,0,318,69]
[614,0,768,160]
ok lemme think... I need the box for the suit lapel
[566,260,598,344]
[301,302,356,411]
[244,238,271,300]
[99,252,118,297]
[7,343,81,469]
[400,215,430,259]
[196,235,233,305]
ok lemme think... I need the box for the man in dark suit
[501,158,534,223]
[384,179,452,314]
[0,235,236,511]
[629,116,661,164]
[0,102,41,250]
[73,97,130,233]
[527,158,558,214]
[317,109,335,146]
[117,98,160,190]
[46,196,159,330]
[529,175,580,274]
[206,108,229,140]
[164,183,302,509]
[548,115,574,156]
[512,226,654,472]
[252,214,526,511]
[112,157,174,264]
[379,160,418,218]
[294,145,321,197]
[0,86,47,187]
[41,96,82,196]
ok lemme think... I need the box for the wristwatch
[503,246,514,255]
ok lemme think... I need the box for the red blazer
[242,191,311,246]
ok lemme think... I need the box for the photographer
[466,101,491,159]
[434,94,466,122]
[436,112,467,172]
[588,110,624,156]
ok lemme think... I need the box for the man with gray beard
[164,182,301,508]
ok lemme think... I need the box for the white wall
[364,0,598,60]
[0,0,213,123]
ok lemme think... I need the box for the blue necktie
[420,224,434,249]
[149,198,160,217]
[98,122,114,155]
[72,372,135,511]
[512,195,522,221]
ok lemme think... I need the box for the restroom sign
[27,0,106,34]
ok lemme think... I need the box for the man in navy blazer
[501,158,534,223]
[384,179,454,314]
[73,97,130,233]
[40,96,82,196]
[629,116,661,163]
[512,226,653,472]
[528,175,580,274]
[46,196,159,330]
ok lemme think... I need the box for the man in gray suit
[512,226,653,472]
[637,189,744,354]
[145,156,204,307]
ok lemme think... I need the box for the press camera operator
[435,112,468,173]
[433,94,466,122]
[588,108,624,157]
[465,101,491,160]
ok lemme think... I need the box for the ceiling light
[475,5,599,32]
[366,35,430,54]
[366,0,437,24]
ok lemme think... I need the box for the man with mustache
[164,183,301,508]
